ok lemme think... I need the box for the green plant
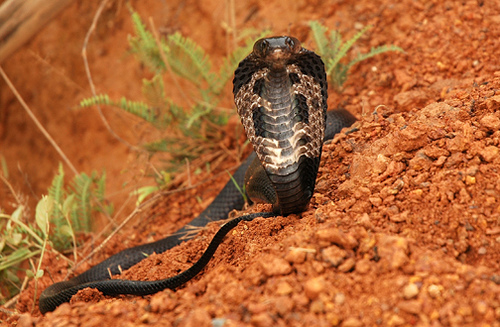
[80,9,269,175]
[309,21,404,90]
[0,190,53,305]
[0,166,112,304]
[48,163,112,250]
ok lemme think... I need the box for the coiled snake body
[39,36,356,313]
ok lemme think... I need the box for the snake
[39,36,356,314]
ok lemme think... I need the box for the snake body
[39,36,356,314]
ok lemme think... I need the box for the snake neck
[248,65,325,215]
[233,41,328,216]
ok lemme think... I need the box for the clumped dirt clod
[2,0,500,326]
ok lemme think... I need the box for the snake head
[252,36,302,65]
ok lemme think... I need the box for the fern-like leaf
[129,11,164,73]
[345,44,404,71]
[309,21,330,57]
[47,163,65,226]
[70,173,92,232]
[165,32,215,87]
[326,25,372,76]
[80,94,168,128]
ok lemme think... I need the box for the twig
[0,66,79,177]
[185,158,192,187]
[82,0,143,153]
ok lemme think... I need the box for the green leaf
[166,32,215,86]
[35,269,44,279]
[59,225,74,238]
[35,196,52,236]
[134,185,159,205]
[62,193,76,217]
[309,21,329,57]
[10,206,23,223]
[9,232,23,246]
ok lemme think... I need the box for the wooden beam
[0,0,74,64]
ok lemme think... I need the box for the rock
[398,300,423,314]
[427,284,442,298]
[355,259,372,274]
[334,292,346,305]
[310,299,325,313]
[402,283,419,299]
[408,151,432,171]
[274,296,294,316]
[479,113,500,131]
[485,95,500,110]
[284,247,308,264]
[338,258,356,272]
[322,245,347,267]
[369,196,383,207]
[341,317,363,327]
[423,145,450,159]
[250,313,274,327]
[377,234,409,270]
[387,314,406,326]
[394,90,429,109]
[475,300,488,315]
[17,314,34,327]
[479,146,499,162]
[395,125,428,152]
[150,292,177,312]
[276,281,293,295]
[304,277,325,300]
[183,308,211,327]
[316,228,358,249]
[260,257,293,276]
[373,154,390,174]
[390,210,409,223]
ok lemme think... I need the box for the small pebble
[17,314,34,327]
[316,228,358,249]
[322,245,347,267]
[475,301,488,315]
[355,259,372,274]
[388,314,406,326]
[183,308,211,327]
[304,277,325,300]
[250,313,274,327]
[479,113,500,131]
[310,299,325,313]
[398,300,422,314]
[276,281,293,295]
[341,317,363,327]
[427,284,441,298]
[260,257,292,276]
[285,247,308,264]
[403,283,419,299]
[479,146,499,162]
[477,247,487,255]
[334,293,346,305]
[338,258,356,272]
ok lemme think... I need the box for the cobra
[38,36,356,313]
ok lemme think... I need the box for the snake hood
[233,36,328,215]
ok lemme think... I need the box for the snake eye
[285,37,301,53]
[254,39,269,57]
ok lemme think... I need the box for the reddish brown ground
[2,0,500,326]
